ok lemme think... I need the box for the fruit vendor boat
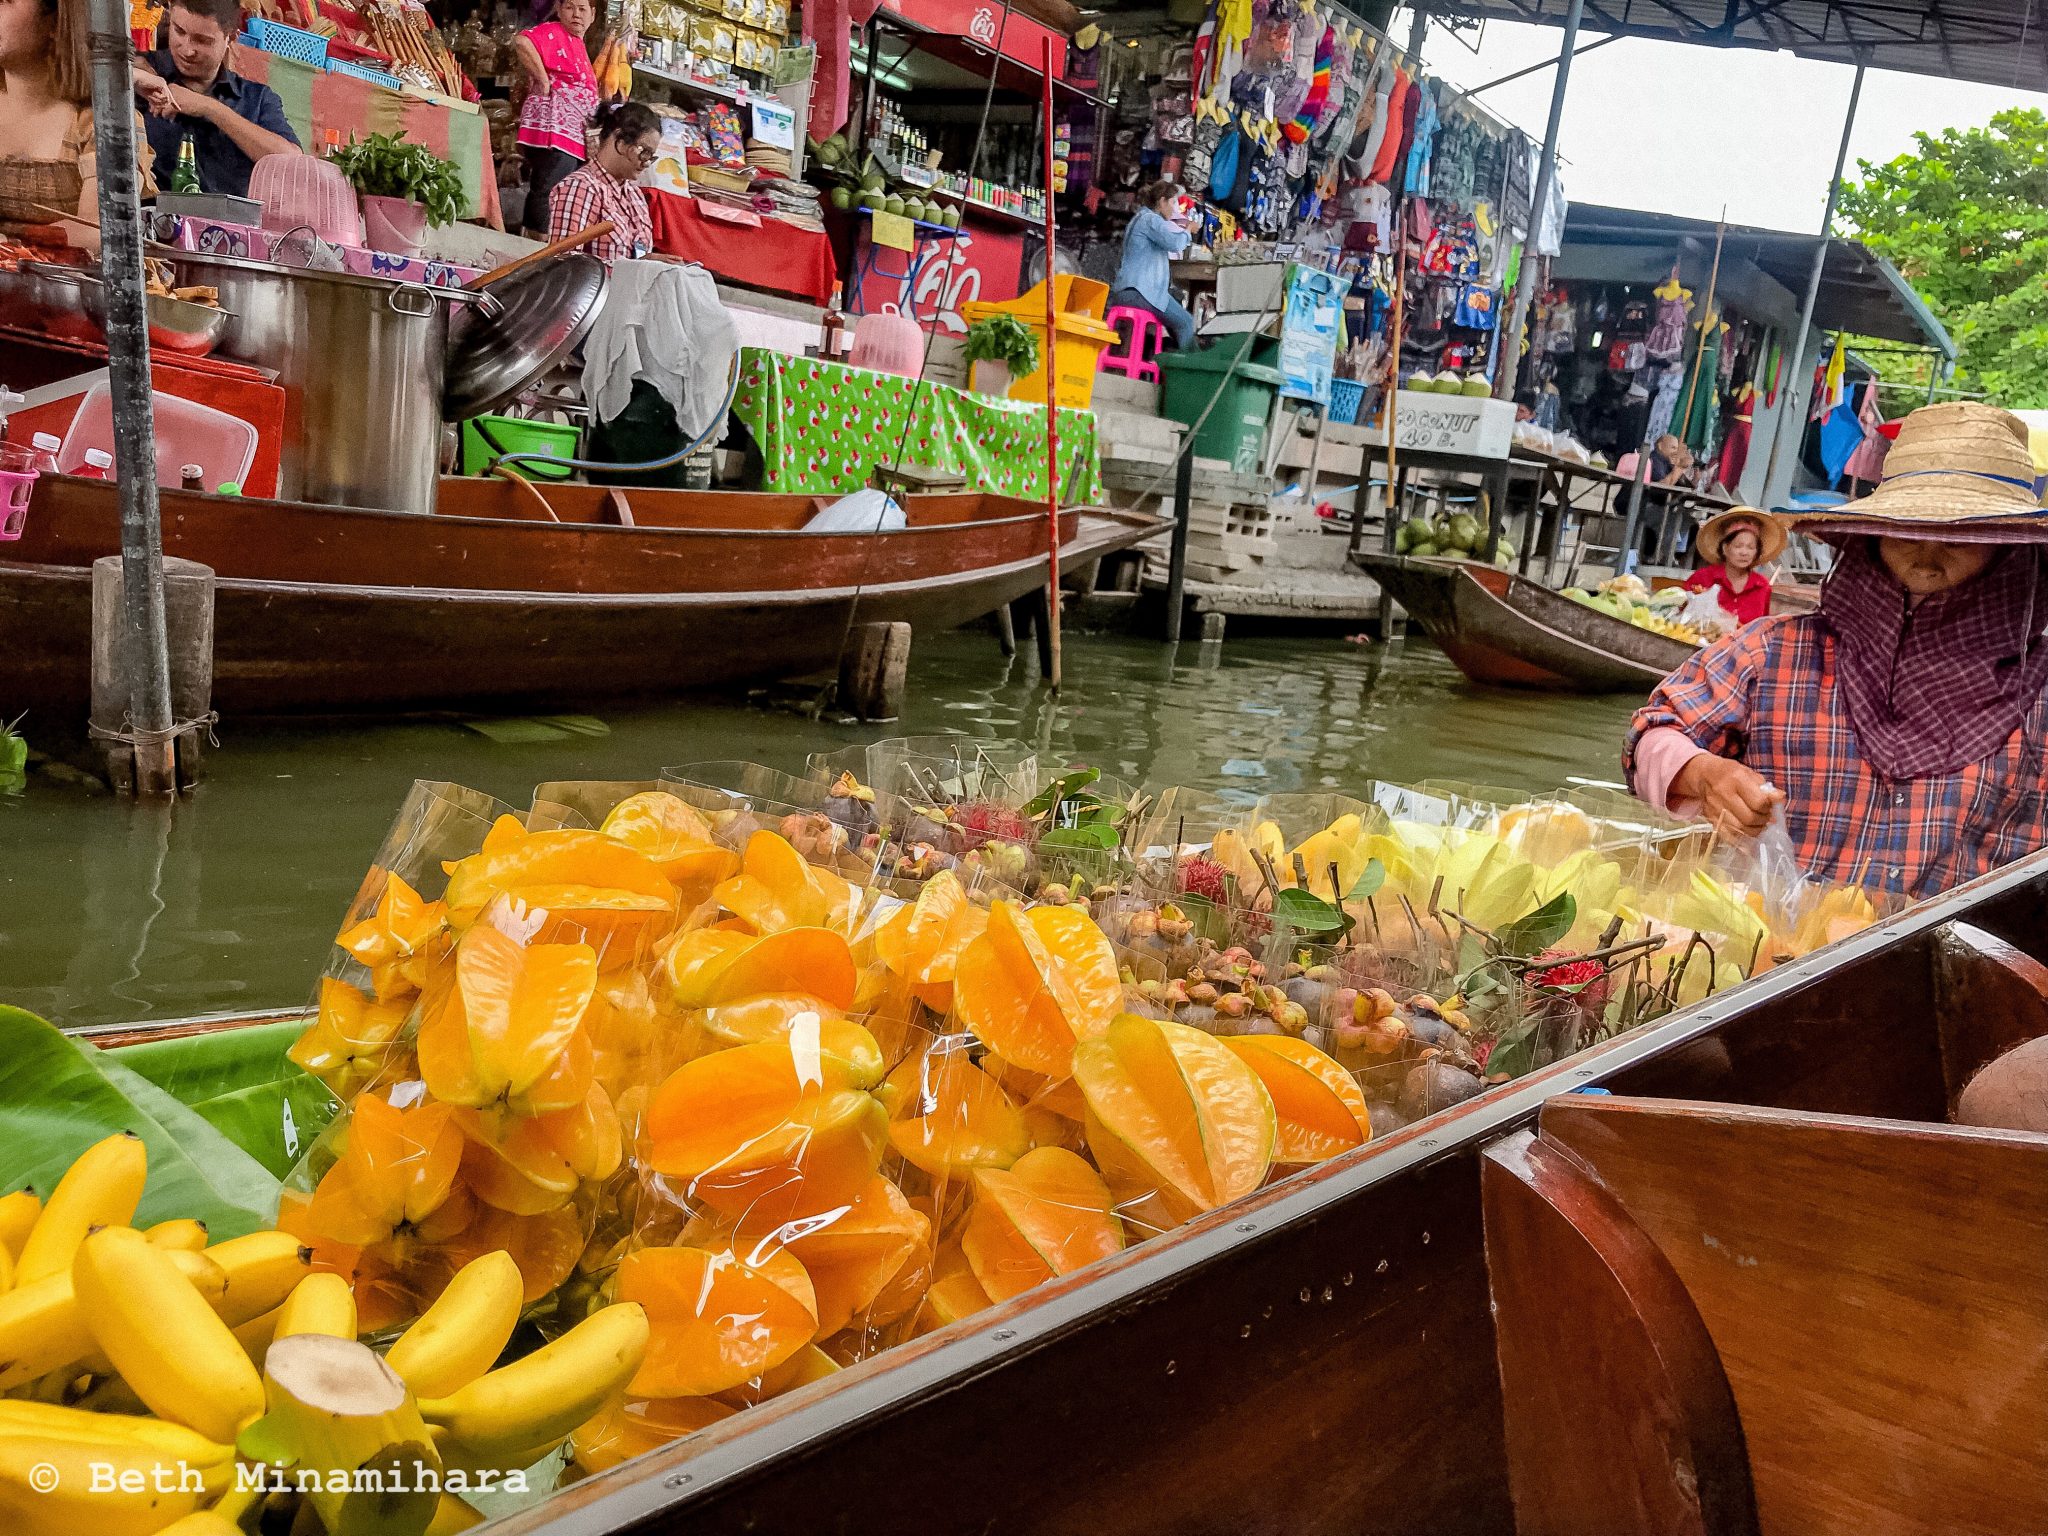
[75,844,2048,1535]
[0,477,1159,714]
[1354,549,1697,692]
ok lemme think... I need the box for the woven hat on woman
[1781,401,2048,541]
[1696,506,1786,564]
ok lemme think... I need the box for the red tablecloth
[646,191,836,305]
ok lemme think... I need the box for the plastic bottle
[78,448,113,480]
[28,433,61,475]
[819,283,845,361]
[179,463,205,492]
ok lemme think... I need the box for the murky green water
[0,631,1637,1028]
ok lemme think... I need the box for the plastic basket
[0,463,34,541]
[241,17,329,68]
[328,58,403,90]
[1328,377,1366,425]
[461,415,580,482]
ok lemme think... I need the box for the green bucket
[1158,347,1284,475]
[460,415,581,482]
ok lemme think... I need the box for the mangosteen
[1396,1061,1485,1122]
[1236,1016,1288,1037]
[1398,1009,1466,1056]
[1178,1004,1219,1033]
[1366,1102,1412,1138]
[1281,975,1335,1018]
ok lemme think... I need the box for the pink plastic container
[849,303,926,379]
[0,441,35,540]
[250,153,364,247]
[58,383,259,493]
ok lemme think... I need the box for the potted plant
[329,133,467,256]
[962,312,1039,398]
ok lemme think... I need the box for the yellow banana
[0,1400,233,1463]
[145,1219,210,1252]
[418,1302,647,1460]
[205,1231,314,1326]
[0,1247,226,1389]
[0,1432,232,1536]
[231,1305,280,1370]
[16,1132,147,1285]
[424,1492,484,1534]
[0,1241,12,1295]
[0,1191,37,1262]
[72,1227,265,1446]
[272,1272,356,1340]
[155,1514,250,1536]
[384,1250,522,1398]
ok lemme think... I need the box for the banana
[155,1514,250,1536]
[205,1231,314,1326]
[16,1132,146,1285]
[0,1432,232,1536]
[0,1191,37,1262]
[72,1227,265,1446]
[417,1302,647,1461]
[145,1219,210,1252]
[0,1400,233,1463]
[0,1247,227,1390]
[423,1493,484,1534]
[0,1240,12,1295]
[272,1272,356,1341]
[384,1250,522,1398]
[231,1305,281,1370]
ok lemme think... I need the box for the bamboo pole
[1039,36,1062,690]
[1674,210,1727,448]
[86,0,176,796]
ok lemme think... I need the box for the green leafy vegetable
[961,312,1040,378]
[0,1007,281,1236]
[329,132,467,227]
[110,1022,337,1179]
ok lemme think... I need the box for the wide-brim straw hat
[1697,506,1786,565]
[1782,400,2048,542]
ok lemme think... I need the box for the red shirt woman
[1683,508,1783,626]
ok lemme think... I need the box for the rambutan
[956,801,1034,849]
[1176,854,1228,904]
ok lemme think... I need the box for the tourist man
[1627,401,2048,900]
[134,0,299,198]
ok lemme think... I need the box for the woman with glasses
[545,99,660,266]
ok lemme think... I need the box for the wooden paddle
[471,221,614,290]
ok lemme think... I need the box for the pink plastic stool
[1100,305,1167,383]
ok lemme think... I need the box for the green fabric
[730,349,1105,501]
[1679,320,1722,452]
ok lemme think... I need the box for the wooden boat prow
[1,477,1161,714]
[82,849,2048,1533]
[1355,549,1698,692]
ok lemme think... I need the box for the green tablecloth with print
[731,349,1104,501]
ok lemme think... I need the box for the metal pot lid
[442,253,609,421]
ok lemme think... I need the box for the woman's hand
[1673,754,1783,838]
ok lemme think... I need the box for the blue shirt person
[134,0,300,198]
[1111,180,1195,351]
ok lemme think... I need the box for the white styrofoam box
[1093,372,1162,413]
[1385,391,1515,460]
[1217,262,1287,315]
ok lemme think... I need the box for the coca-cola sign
[967,5,998,44]
[880,0,1065,73]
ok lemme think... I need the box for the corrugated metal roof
[1425,0,2048,91]
[1559,203,1955,353]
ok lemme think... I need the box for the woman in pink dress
[512,0,602,237]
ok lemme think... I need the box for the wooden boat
[1355,549,1696,691]
[0,476,1160,716]
[78,844,2048,1533]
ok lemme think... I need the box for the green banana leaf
[0,1006,283,1238]
[109,1021,337,1179]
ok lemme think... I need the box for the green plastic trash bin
[1158,347,1284,476]
[460,415,581,482]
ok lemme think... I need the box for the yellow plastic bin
[960,275,1119,411]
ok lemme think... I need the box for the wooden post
[1201,612,1226,644]
[1164,442,1194,643]
[1038,37,1063,691]
[87,0,176,796]
[994,602,1017,656]
[90,556,213,792]
[837,621,911,721]
[1675,212,1727,450]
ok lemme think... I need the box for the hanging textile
[1645,362,1682,443]
[1762,336,1782,405]
[1812,333,1847,419]
[1678,320,1721,450]
[1717,380,1756,490]
[1818,396,1866,482]
[1841,381,1891,484]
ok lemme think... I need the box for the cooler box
[1159,348,1284,476]
[960,275,1118,411]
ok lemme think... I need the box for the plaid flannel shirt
[547,165,652,267]
[1626,614,2048,899]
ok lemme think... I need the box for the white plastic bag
[804,489,906,533]
[1676,586,1737,639]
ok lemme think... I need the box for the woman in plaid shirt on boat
[1628,402,2048,899]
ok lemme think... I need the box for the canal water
[0,631,1638,1028]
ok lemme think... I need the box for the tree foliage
[1839,108,2048,407]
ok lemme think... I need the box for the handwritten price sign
[1390,392,1514,459]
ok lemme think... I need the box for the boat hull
[0,479,1157,714]
[1354,551,1697,692]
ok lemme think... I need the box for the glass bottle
[171,136,200,195]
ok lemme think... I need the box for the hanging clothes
[1403,75,1439,196]
[1840,381,1891,484]
[1817,397,1866,483]
[1812,333,1847,419]
[1678,320,1722,449]
[1717,380,1756,490]
[1368,67,1411,184]
[1645,363,1683,443]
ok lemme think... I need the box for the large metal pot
[168,253,470,513]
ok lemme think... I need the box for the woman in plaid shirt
[1628,402,2048,900]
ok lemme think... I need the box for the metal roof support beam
[1467,30,1621,94]
[1759,58,1865,503]
[1495,0,1584,402]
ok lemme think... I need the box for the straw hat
[1697,506,1786,565]
[1782,401,2048,538]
